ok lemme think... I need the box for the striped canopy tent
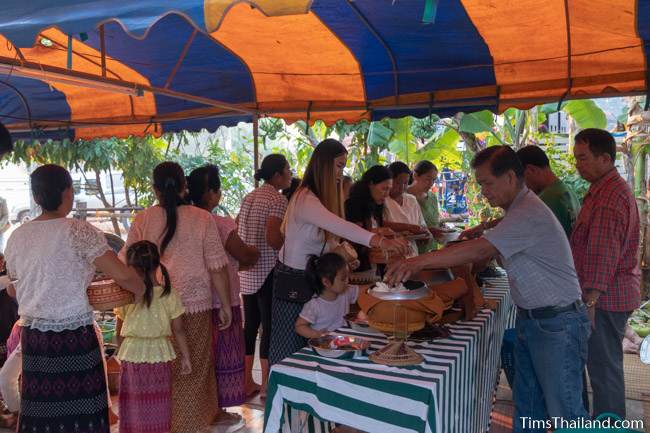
[1,0,649,141]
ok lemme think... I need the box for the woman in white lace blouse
[4,164,144,433]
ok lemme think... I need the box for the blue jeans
[513,305,591,433]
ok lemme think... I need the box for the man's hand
[587,306,596,329]
[459,224,484,240]
[583,289,600,330]
[384,257,425,286]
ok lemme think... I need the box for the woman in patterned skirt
[121,162,231,433]
[188,164,260,430]
[4,164,144,433]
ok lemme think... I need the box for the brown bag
[357,278,467,333]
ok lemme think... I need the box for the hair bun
[254,169,264,182]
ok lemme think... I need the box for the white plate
[641,335,650,364]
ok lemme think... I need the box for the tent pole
[253,115,260,188]
[99,25,106,78]
[0,55,256,115]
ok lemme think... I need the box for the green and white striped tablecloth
[264,277,514,433]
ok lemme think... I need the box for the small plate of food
[404,232,432,241]
[436,228,460,244]
[308,334,371,359]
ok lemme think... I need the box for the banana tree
[366,116,463,169]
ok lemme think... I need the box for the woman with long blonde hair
[269,139,409,367]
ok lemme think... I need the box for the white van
[1,165,130,223]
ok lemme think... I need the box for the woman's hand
[408,225,429,235]
[371,236,410,256]
[180,355,193,375]
[210,267,231,329]
[218,307,232,330]
[371,227,395,237]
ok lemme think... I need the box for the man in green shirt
[516,146,581,237]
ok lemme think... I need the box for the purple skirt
[119,361,172,433]
[212,306,246,407]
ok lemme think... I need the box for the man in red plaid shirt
[570,128,641,419]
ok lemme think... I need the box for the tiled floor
[3,358,647,433]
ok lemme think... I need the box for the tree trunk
[567,116,577,154]
[124,184,132,207]
[634,147,647,197]
[94,170,121,236]
[513,111,527,149]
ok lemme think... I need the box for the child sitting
[115,240,191,433]
[295,253,358,339]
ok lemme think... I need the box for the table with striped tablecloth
[264,277,515,433]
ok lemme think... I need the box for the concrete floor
[489,371,647,433]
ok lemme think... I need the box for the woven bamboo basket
[88,279,133,311]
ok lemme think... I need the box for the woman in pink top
[269,139,410,366]
[121,162,231,433]
[188,164,259,431]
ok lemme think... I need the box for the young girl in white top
[295,253,358,339]
[269,139,409,366]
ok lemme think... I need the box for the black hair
[126,240,171,308]
[305,252,348,295]
[516,146,550,168]
[30,164,73,212]
[153,162,186,255]
[282,177,301,201]
[345,165,392,229]
[0,122,12,156]
[413,160,438,176]
[255,154,288,182]
[187,164,221,209]
[342,175,353,185]
[574,128,616,162]
[388,161,411,179]
[471,146,524,180]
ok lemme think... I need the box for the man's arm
[459,217,503,240]
[579,206,625,318]
[581,206,624,295]
[385,238,498,284]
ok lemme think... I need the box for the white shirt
[384,194,427,255]
[280,189,374,270]
[299,285,359,331]
[384,194,427,227]
[5,218,110,332]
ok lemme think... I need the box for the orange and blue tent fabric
[0,0,648,140]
